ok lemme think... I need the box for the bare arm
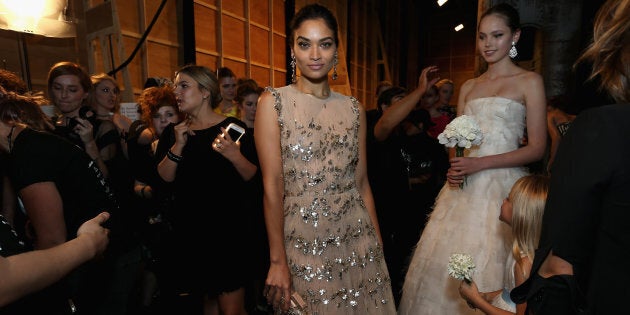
[0,212,110,307]
[157,120,189,182]
[356,103,383,244]
[513,257,533,315]
[19,181,67,249]
[459,280,513,315]
[374,66,439,141]
[254,91,291,312]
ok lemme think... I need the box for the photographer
[45,61,144,314]
[47,61,118,178]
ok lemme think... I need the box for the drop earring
[332,51,338,80]
[509,41,518,59]
[291,55,297,83]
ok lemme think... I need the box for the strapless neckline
[467,96,524,106]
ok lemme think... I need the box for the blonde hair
[435,78,454,89]
[509,174,550,267]
[575,0,630,103]
[89,73,121,112]
[176,64,221,109]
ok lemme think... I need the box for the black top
[365,109,409,221]
[5,128,121,314]
[515,103,630,313]
[9,128,118,237]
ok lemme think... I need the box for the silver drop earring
[291,55,297,83]
[332,51,338,80]
[509,41,518,59]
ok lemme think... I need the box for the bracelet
[167,149,183,163]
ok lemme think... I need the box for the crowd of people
[0,0,628,314]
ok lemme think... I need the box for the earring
[332,51,338,80]
[509,41,518,59]
[290,55,297,83]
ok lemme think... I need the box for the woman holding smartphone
[156,64,258,315]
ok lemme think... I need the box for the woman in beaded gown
[398,4,547,315]
[255,4,395,315]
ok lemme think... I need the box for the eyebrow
[479,30,506,36]
[296,35,334,43]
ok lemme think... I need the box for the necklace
[7,125,15,153]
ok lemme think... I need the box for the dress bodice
[464,97,526,157]
[271,85,360,198]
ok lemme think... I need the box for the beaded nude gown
[269,85,396,315]
[399,97,529,315]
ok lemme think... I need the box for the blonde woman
[459,174,550,315]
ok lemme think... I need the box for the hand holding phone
[223,122,245,143]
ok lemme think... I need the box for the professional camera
[68,106,98,130]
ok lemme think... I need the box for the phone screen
[225,123,245,142]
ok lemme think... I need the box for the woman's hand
[417,65,441,94]
[446,156,483,186]
[212,127,241,159]
[458,280,481,309]
[173,120,192,149]
[264,262,292,314]
[74,117,95,144]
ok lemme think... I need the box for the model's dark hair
[480,3,521,33]
[288,3,339,47]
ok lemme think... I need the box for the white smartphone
[224,122,246,142]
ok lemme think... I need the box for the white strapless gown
[398,97,528,315]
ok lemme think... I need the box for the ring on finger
[216,143,223,149]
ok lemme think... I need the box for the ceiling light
[454,24,464,32]
[437,0,448,6]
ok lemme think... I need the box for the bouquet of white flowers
[447,253,476,284]
[437,115,483,188]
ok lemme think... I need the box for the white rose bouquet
[447,253,476,284]
[437,115,483,188]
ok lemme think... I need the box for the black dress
[156,117,258,296]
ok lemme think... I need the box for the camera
[68,106,97,130]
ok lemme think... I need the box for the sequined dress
[398,97,528,315]
[269,85,396,315]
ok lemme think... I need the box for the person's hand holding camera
[73,117,96,144]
